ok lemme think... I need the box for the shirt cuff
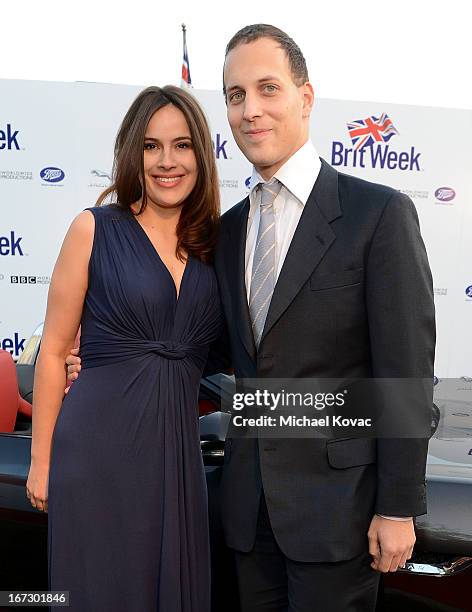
[377,514,413,521]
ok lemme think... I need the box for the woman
[26,85,222,611]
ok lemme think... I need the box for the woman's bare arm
[27,210,94,511]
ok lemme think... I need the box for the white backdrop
[0,79,470,376]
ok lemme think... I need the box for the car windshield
[16,323,43,365]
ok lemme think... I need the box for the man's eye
[264,84,277,93]
[230,91,244,103]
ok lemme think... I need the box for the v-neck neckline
[128,209,190,303]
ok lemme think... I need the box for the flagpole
[181,23,192,88]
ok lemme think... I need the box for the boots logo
[435,187,456,202]
[331,113,422,171]
[40,167,65,183]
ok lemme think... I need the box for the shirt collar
[248,140,321,206]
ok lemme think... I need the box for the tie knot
[259,180,282,208]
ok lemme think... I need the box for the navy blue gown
[48,204,222,611]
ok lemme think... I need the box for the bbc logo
[10,276,36,284]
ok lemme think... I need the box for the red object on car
[198,399,218,417]
[0,349,33,432]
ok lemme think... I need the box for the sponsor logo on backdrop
[10,275,50,285]
[0,273,4,281]
[0,124,21,150]
[40,166,65,185]
[434,187,456,204]
[89,169,112,189]
[331,113,422,171]
[0,231,24,256]
[90,170,111,181]
[91,169,111,180]
[0,170,33,181]
[212,134,228,160]
[434,288,448,296]
[245,177,251,189]
[0,332,26,358]
[219,179,239,189]
[465,285,472,299]
[400,189,429,200]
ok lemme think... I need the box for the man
[213,24,434,611]
[68,24,435,611]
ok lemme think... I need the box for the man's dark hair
[223,24,309,95]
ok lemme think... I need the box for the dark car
[1,325,471,611]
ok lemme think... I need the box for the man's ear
[301,82,315,118]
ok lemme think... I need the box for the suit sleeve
[365,191,435,517]
[203,316,233,377]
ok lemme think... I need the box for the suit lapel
[226,197,257,362]
[260,160,342,345]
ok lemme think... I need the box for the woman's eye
[144,142,156,150]
[177,142,192,149]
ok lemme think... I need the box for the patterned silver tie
[249,179,282,348]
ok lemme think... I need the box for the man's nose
[242,93,263,121]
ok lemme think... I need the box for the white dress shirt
[244,140,411,523]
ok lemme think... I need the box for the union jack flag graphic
[347,113,399,150]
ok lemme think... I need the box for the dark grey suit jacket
[213,159,435,563]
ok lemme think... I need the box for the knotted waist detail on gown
[140,339,193,360]
[80,335,208,369]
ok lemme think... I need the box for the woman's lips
[151,175,184,188]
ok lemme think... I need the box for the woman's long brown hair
[97,85,220,263]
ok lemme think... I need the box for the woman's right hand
[26,461,49,513]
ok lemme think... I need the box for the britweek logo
[0,124,20,150]
[0,231,24,256]
[212,134,228,160]
[1,333,26,358]
[331,113,422,171]
[40,167,65,183]
[465,285,472,299]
